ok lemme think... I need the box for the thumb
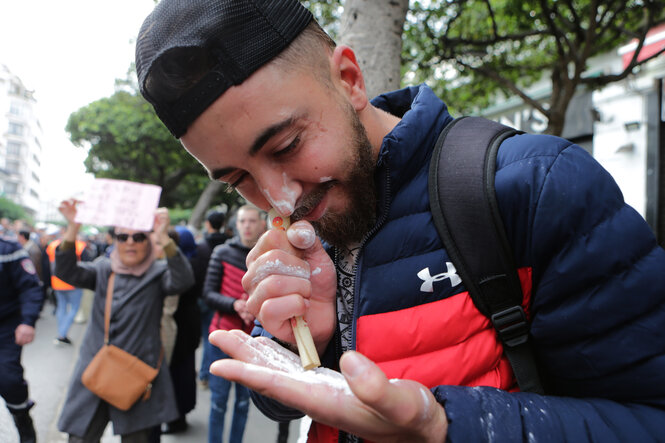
[287,221,317,249]
[340,351,390,407]
[340,351,434,429]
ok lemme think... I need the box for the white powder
[251,259,310,285]
[262,173,298,215]
[246,336,352,395]
[287,226,316,249]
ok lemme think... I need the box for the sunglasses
[116,233,148,243]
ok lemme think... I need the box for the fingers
[209,330,356,414]
[209,329,301,370]
[287,221,317,249]
[340,352,440,430]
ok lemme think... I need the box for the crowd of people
[133,0,665,442]
[0,205,293,443]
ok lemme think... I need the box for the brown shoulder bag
[81,273,163,411]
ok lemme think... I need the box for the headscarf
[110,230,156,276]
[174,225,196,258]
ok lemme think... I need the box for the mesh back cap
[136,0,313,138]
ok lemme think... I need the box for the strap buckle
[491,306,529,347]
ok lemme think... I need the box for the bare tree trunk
[188,181,224,230]
[339,0,409,98]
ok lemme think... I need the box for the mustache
[291,181,336,221]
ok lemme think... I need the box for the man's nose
[257,171,301,216]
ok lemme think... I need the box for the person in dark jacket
[0,237,43,443]
[160,225,202,434]
[135,1,665,441]
[196,210,229,387]
[202,205,265,443]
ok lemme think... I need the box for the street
[0,301,306,443]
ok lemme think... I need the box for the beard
[292,104,377,248]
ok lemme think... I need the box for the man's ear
[331,45,368,112]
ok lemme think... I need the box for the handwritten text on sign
[74,179,162,231]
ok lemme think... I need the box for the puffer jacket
[253,84,665,442]
[203,236,253,334]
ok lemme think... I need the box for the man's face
[236,208,265,247]
[181,63,377,247]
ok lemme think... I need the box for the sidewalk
[0,302,305,442]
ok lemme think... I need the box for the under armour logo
[417,262,461,292]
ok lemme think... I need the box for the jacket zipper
[337,165,392,443]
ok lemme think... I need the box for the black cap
[136,0,313,138]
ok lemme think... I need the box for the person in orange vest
[45,235,88,345]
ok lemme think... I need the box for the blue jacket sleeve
[435,135,665,441]
[7,244,43,326]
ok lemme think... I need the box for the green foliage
[303,0,344,39]
[403,0,665,118]
[0,196,30,222]
[169,207,193,226]
[65,90,209,208]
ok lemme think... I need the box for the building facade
[0,64,44,218]
[481,24,665,236]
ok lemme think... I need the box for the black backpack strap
[428,116,544,394]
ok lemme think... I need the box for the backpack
[428,116,544,394]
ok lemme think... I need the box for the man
[45,234,88,345]
[0,237,43,443]
[135,1,665,441]
[202,205,265,443]
[197,210,229,388]
[17,230,44,289]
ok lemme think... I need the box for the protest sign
[74,178,162,231]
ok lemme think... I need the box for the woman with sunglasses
[53,198,195,443]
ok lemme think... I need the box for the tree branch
[538,0,568,59]
[457,60,549,116]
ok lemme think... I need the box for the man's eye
[275,136,300,157]
[223,172,248,194]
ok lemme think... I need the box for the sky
[0,0,157,214]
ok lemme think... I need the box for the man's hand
[15,324,35,346]
[243,220,337,353]
[234,294,255,327]
[209,330,448,442]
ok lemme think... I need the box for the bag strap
[428,116,544,394]
[104,273,115,345]
[102,272,163,371]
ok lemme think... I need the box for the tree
[0,196,30,222]
[66,90,208,208]
[404,0,665,135]
[339,0,410,97]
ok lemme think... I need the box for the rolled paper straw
[268,209,321,370]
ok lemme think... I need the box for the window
[9,103,21,116]
[5,160,20,173]
[8,122,24,136]
[32,154,40,166]
[9,82,21,95]
[30,189,39,198]
[4,182,18,195]
[31,172,40,183]
[7,141,21,155]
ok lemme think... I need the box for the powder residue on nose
[263,173,298,216]
[252,259,310,285]
[264,189,295,216]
